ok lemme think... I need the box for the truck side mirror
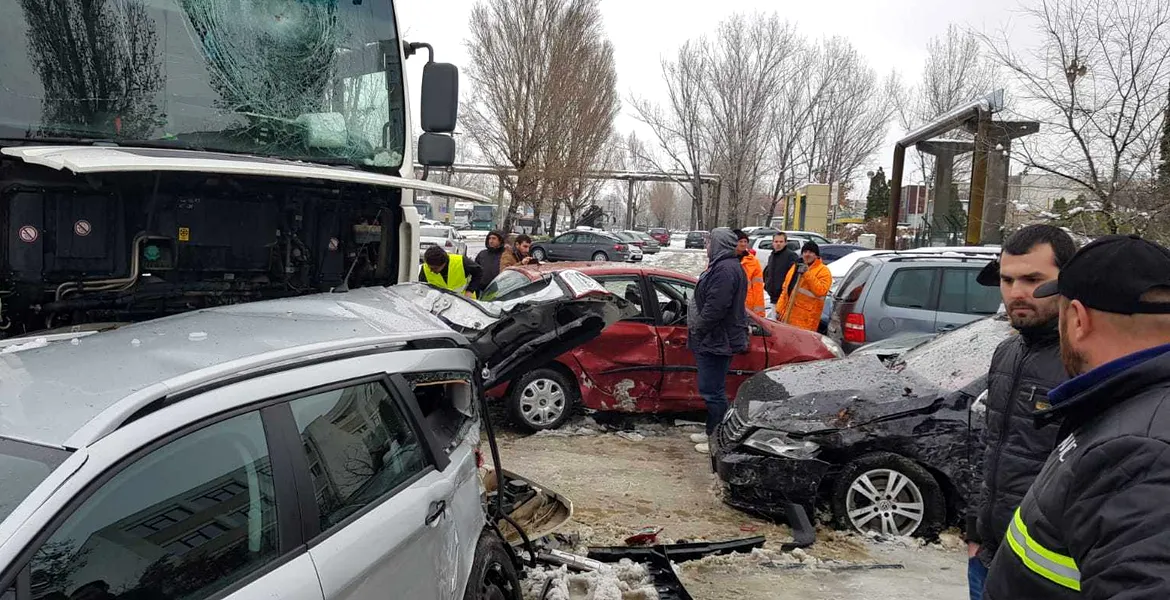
[421,62,458,133]
[418,132,455,167]
[418,62,458,168]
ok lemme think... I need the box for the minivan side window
[289,382,428,531]
[939,268,1002,315]
[836,262,875,303]
[885,268,940,309]
[27,412,280,600]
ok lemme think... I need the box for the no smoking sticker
[328,237,340,251]
[18,225,38,243]
[74,220,92,237]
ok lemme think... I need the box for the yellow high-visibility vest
[422,253,476,298]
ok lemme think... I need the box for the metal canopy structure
[886,90,1005,249]
[415,163,723,228]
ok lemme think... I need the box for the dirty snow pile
[522,560,658,600]
[680,547,824,576]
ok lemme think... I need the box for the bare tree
[702,13,800,228]
[896,24,1000,207]
[980,0,1170,236]
[463,0,617,232]
[646,180,677,228]
[630,41,711,228]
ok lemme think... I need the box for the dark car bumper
[711,422,833,520]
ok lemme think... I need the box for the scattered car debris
[588,535,767,564]
[623,526,663,545]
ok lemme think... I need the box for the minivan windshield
[0,0,406,169]
[0,438,71,525]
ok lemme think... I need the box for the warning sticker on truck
[178,227,190,242]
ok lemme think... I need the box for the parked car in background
[785,230,832,245]
[714,313,1010,538]
[420,224,468,257]
[648,227,671,246]
[530,229,634,262]
[617,230,661,254]
[684,231,710,249]
[480,263,843,431]
[0,274,626,600]
[826,251,1000,353]
[818,244,867,264]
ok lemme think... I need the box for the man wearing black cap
[984,235,1170,599]
[966,224,1075,600]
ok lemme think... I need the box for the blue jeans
[695,352,734,435]
[968,557,988,600]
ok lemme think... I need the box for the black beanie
[801,241,820,256]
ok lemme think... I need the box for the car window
[290,381,428,531]
[885,268,939,310]
[594,277,650,321]
[479,270,543,302]
[651,278,695,326]
[836,262,875,303]
[757,239,773,250]
[0,439,70,527]
[28,412,279,600]
[553,233,577,244]
[939,268,1002,315]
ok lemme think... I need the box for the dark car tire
[462,531,520,600]
[830,452,945,539]
[531,247,547,261]
[507,368,577,432]
[591,251,608,262]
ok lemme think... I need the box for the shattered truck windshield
[0,0,406,169]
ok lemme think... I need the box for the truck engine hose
[477,379,538,568]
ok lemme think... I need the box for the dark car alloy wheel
[531,247,547,261]
[464,532,520,600]
[508,368,577,431]
[830,452,946,538]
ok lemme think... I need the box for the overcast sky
[396,0,1040,181]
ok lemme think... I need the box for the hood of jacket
[484,230,506,251]
[707,227,739,264]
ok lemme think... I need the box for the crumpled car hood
[734,354,947,435]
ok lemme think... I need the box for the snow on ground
[522,560,658,600]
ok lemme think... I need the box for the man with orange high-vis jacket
[735,229,766,317]
[775,241,831,331]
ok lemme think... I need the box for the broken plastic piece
[588,535,766,564]
[623,526,662,546]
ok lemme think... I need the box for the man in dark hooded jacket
[967,224,1075,600]
[474,230,506,292]
[687,227,748,453]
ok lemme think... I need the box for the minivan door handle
[425,500,446,527]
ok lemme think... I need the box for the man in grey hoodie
[687,227,749,453]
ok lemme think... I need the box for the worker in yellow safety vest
[419,245,483,298]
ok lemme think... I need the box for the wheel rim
[519,378,567,426]
[845,468,925,536]
[479,561,513,600]
[592,252,606,262]
[533,248,545,260]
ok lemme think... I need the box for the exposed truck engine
[0,152,404,335]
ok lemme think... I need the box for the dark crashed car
[712,313,1012,538]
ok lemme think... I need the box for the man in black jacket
[763,232,798,314]
[687,227,748,453]
[967,225,1075,600]
[985,235,1170,599]
[473,230,506,292]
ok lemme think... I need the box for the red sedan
[482,263,841,431]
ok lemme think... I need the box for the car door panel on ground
[651,277,767,411]
[570,275,665,411]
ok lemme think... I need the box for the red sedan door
[650,276,769,410]
[567,274,664,411]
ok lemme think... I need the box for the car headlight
[743,429,821,460]
[818,334,845,359]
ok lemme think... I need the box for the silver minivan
[827,252,1002,353]
[0,274,624,600]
